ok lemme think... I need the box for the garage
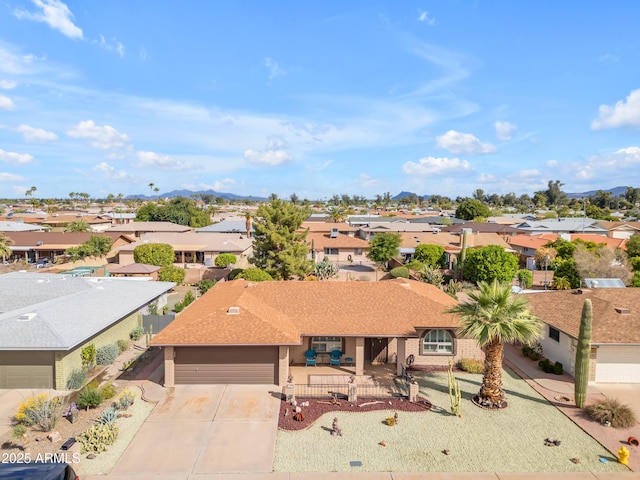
[595,346,640,383]
[0,351,55,389]
[174,346,278,385]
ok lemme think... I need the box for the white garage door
[595,346,640,383]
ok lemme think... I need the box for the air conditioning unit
[330,228,339,238]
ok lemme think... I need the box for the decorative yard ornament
[574,299,592,408]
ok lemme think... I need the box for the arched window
[421,329,454,354]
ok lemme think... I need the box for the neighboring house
[151,278,484,387]
[301,221,357,236]
[117,232,253,266]
[442,222,521,237]
[0,272,175,389]
[109,263,161,280]
[306,231,369,263]
[196,220,253,235]
[0,221,48,233]
[105,221,193,238]
[357,221,440,241]
[596,221,640,240]
[513,218,607,236]
[525,288,640,383]
[103,212,137,225]
[2,231,135,264]
[42,214,114,232]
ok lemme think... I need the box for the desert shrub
[522,341,543,361]
[197,279,215,295]
[236,268,273,282]
[15,394,63,431]
[585,398,637,429]
[158,265,186,284]
[116,339,129,353]
[174,291,195,313]
[66,368,88,390]
[114,389,135,410]
[100,382,117,400]
[632,271,640,287]
[214,253,237,268]
[130,325,144,341]
[385,416,396,426]
[12,425,26,439]
[629,256,640,271]
[96,344,119,366]
[389,266,410,279]
[538,358,563,375]
[95,406,118,425]
[405,260,424,272]
[77,385,103,410]
[458,358,484,374]
[80,344,96,368]
[78,423,119,453]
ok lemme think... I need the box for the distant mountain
[392,191,431,200]
[566,186,630,199]
[126,189,268,201]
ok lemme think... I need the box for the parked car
[36,258,51,268]
[0,462,79,479]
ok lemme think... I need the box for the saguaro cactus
[574,298,592,408]
[448,359,462,417]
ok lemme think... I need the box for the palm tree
[327,205,346,223]
[66,220,92,232]
[0,234,13,263]
[447,280,543,409]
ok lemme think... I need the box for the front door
[367,338,388,364]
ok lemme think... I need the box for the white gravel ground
[74,386,155,476]
[274,368,631,473]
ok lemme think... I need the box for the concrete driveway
[109,384,280,476]
[592,382,640,419]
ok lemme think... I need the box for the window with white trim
[311,336,342,353]
[323,248,339,255]
[421,329,454,354]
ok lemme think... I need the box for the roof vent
[227,306,240,315]
[18,312,36,322]
[615,307,631,315]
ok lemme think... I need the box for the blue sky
[1,1,640,200]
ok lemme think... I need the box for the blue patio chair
[305,349,317,367]
[329,349,342,366]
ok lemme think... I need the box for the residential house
[525,288,640,383]
[151,278,484,386]
[105,221,193,239]
[0,272,174,389]
[306,231,369,263]
[109,263,161,280]
[596,221,640,240]
[42,214,114,232]
[0,221,48,233]
[196,219,254,236]
[513,218,607,236]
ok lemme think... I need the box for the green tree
[134,243,175,266]
[236,268,273,281]
[517,269,533,288]
[65,220,92,232]
[135,203,158,221]
[250,199,313,280]
[462,245,518,284]
[214,253,237,268]
[455,199,491,221]
[158,265,186,284]
[367,232,401,269]
[135,197,212,227]
[197,279,216,295]
[447,281,543,408]
[64,235,113,261]
[0,234,13,262]
[327,205,347,223]
[627,234,640,259]
[413,244,446,268]
[544,180,568,207]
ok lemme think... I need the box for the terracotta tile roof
[306,232,369,249]
[151,278,461,346]
[508,234,558,250]
[524,289,640,344]
[570,234,628,250]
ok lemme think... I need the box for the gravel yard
[273,367,631,473]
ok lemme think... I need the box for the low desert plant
[114,389,135,410]
[197,279,215,294]
[389,266,410,279]
[15,394,63,431]
[130,325,144,341]
[385,416,396,426]
[66,367,88,390]
[80,344,97,368]
[12,424,26,439]
[96,344,119,365]
[100,382,117,400]
[116,339,129,353]
[458,358,484,374]
[95,406,118,425]
[585,398,637,429]
[522,341,544,361]
[538,358,563,375]
[78,423,119,453]
[77,385,103,410]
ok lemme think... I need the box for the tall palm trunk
[479,339,506,405]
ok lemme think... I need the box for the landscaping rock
[47,432,61,443]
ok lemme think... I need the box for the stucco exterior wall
[406,337,484,367]
[538,325,575,376]
[55,311,141,389]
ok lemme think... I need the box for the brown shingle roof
[524,289,640,344]
[151,278,460,346]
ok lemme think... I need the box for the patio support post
[278,346,290,386]
[396,337,406,376]
[355,337,365,376]
[164,346,175,388]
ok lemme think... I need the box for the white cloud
[615,146,640,158]
[0,80,16,89]
[17,124,58,142]
[518,169,540,178]
[264,57,285,81]
[201,178,237,191]
[477,173,496,183]
[417,10,435,25]
[358,173,379,187]
[92,162,129,180]
[0,148,35,164]
[402,156,473,176]
[0,172,24,181]
[67,120,130,150]
[435,130,496,155]
[14,0,83,40]
[592,89,640,130]
[95,35,125,58]
[266,136,289,150]
[495,121,516,141]
[0,93,15,110]
[546,159,558,167]
[244,148,292,166]
[136,151,193,170]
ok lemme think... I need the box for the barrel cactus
[574,299,592,408]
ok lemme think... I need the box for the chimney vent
[227,306,240,315]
